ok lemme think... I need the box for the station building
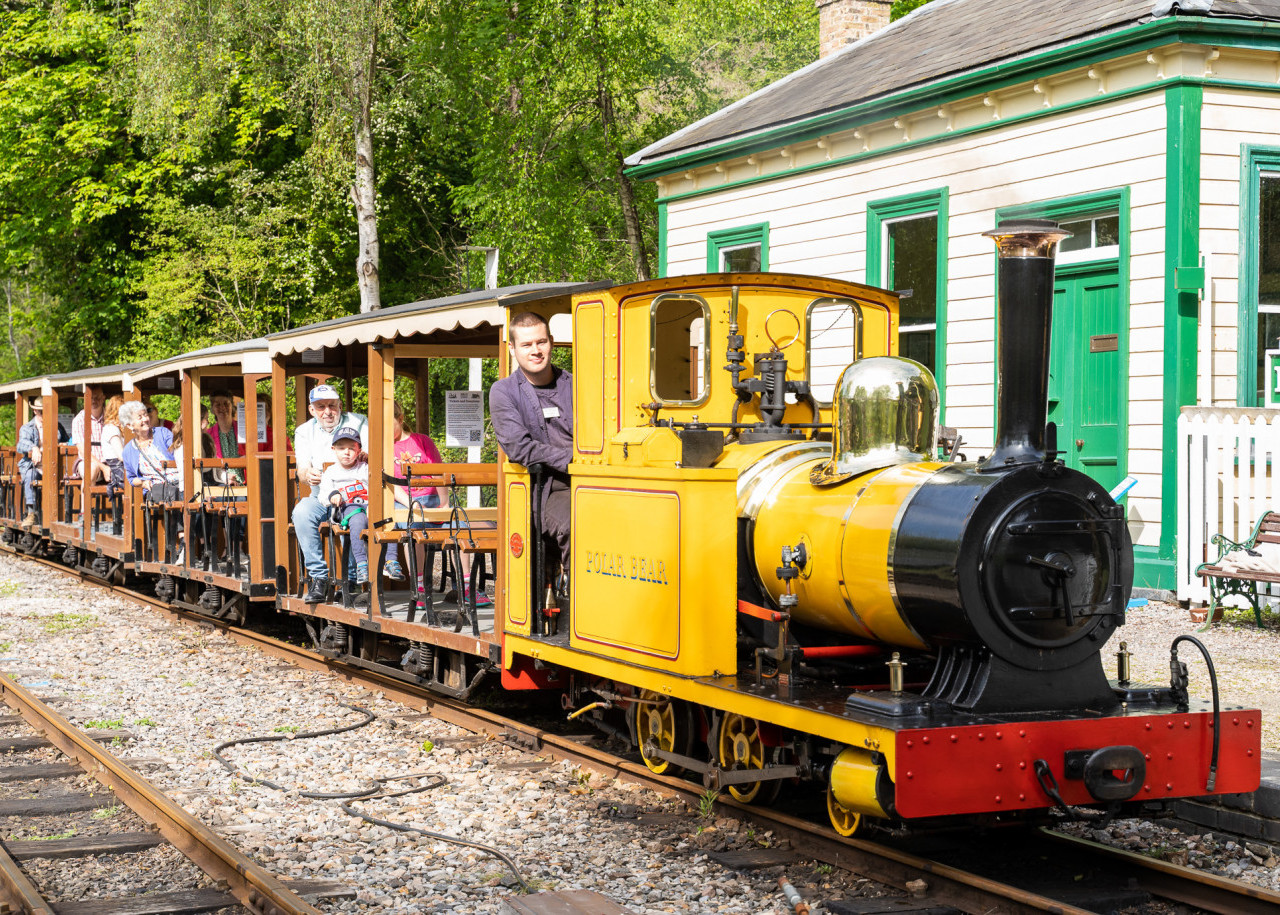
[625,0,1280,592]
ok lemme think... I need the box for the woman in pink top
[384,402,442,582]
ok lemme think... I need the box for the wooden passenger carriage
[123,340,277,620]
[267,283,603,694]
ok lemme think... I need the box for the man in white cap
[16,396,66,527]
[291,384,368,602]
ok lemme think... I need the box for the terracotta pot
[1189,605,1224,624]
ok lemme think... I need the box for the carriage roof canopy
[625,0,1280,173]
[267,282,610,357]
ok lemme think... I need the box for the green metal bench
[1194,510,1280,627]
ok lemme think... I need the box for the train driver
[489,311,572,583]
[291,384,368,602]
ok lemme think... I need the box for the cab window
[807,298,863,404]
[651,295,709,404]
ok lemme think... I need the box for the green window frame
[866,189,949,412]
[707,223,769,273]
[1238,145,1280,406]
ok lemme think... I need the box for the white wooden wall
[665,93,1169,549]
[1199,87,1280,407]
[1177,407,1280,605]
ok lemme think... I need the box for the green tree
[417,0,818,286]
[891,0,933,21]
[0,1,149,373]
[132,0,401,313]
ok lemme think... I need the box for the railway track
[6,546,1280,915]
[0,672,351,914]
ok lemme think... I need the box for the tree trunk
[614,152,651,282]
[352,18,381,313]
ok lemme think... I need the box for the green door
[1047,264,1124,492]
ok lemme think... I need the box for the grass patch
[134,717,157,727]
[35,612,95,634]
[84,718,124,730]
[31,830,76,841]
[91,805,122,821]
[272,725,300,734]
[0,580,21,598]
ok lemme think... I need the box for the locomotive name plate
[573,487,680,659]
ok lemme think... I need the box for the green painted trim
[1162,84,1203,572]
[1133,545,1175,591]
[1237,144,1280,405]
[707,222,770,272]
[866,189,949,420]
[658,201,669,279]
[994,188,1131,493]
[631,19,1280,182]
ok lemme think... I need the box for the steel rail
[8,548,1277,915]
[1042,829,1280,914]
[0,844,54,915]
[0,673,323,915]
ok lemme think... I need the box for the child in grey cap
[317,426,371,584]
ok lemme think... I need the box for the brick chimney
[816,0,893,58]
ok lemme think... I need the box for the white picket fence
[1177,406,1280,604]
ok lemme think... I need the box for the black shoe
[305,576,329,603]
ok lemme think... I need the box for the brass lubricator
[1116,640,1131,687]
[887,652,904,695]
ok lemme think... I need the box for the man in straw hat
[16,396,67,527]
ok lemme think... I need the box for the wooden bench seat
[1194,510,1280,627]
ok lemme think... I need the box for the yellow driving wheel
[717,713,782,804]
[634,690,693,776]
[827,788,865,837]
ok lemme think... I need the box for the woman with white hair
[120,400,178,494]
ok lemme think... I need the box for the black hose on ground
[212,701,529,891]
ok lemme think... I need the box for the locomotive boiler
[745,220,1132,717]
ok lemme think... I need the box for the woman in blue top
[120,401,178,494]
[120,400,184,564]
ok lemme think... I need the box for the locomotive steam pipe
[980,218,1071,472]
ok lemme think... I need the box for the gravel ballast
[1,553,1277,911]
[0,554,882,913]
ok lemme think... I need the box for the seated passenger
[292,384,367,602]
[318,426,371,585]
[101,396,126,494]
[16,396,67,527]
[207,389,275,469]
[69,386,106,483]
[120,400,183,561]
[489,312,572,581]
[146,400,175,433]
[388,400,442,583]
[120,401,179,495]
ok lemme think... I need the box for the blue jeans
[19,464,39,509]
[292,496,331,578]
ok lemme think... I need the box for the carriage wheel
[634,690,693,776]
[717,713,782,805]
[827,788,866,837]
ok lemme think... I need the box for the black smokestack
[981,219,1070,472]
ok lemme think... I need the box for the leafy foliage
[0,0,822,380]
